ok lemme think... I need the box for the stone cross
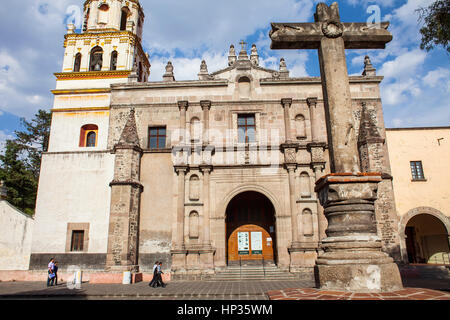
[239,40,247,52]
[270,2,392,173]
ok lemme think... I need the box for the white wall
[0,201,34,270]
[31,152,114,254]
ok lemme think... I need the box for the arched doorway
[226,191,277,265]
[405,214,450,264]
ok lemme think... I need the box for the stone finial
[163,61,175,82]
[0,181,7,200]
[198,60,210,80]
[67,23,75,34]
[362,55,376,76]
[228,45,237,66]
[117,108,141,148]
[250,44,259,66]
[279,58,290,79]
[238,40,248,60]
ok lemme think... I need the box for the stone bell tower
[59,0,150,83]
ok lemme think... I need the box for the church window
[238,114,256,143]
[73,53,82,72]
[86,131,97,147]
[189,211,199,239]
[71,230,85,252]
[295,114,307,139]
[120,8,130,31]
[190,117,201,143]
[83,8,90,32]
[98,4,109,25]
[79,124,98,147]
[410,161,425,181]
[148,127,166,149]
[138,62,143,82]
[110,51,118,71]
[89,46,103,71]
[189,175,200,201]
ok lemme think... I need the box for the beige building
[386,127,450,265]
[29,0,404,279]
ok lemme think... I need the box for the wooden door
[228,224,274,263]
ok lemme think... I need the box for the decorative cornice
[51,107,110,113]
[52,88,111,95]
[55,70,131,80]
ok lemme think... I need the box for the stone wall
[0,200,34,270]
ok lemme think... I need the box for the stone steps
[399,264,450,280]
[205,265,308,282]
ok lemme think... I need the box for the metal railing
[262,257,266,278]
[239,257,242,279]
[432,252,450,265]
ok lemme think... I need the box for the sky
[0,0,449,151]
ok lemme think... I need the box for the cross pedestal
[270,2,402,292]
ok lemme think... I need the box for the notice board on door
[238,232,249,255]
[251,232,263,255]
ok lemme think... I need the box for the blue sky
[0,0,448,150]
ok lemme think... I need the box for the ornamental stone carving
[321,20,344,38]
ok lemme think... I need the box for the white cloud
[423,68,450,88]
[346,0,397,7]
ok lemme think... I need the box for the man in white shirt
[47,258,55,287]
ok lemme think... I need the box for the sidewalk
[0,279,314,300]
[0,276,449,300]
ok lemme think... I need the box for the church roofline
[386,126,450,131]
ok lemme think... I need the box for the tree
[416,0,450,53]
[14,109,52,179]
[0,109,51,215]
[0,140,37,215]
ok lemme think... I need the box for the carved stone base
[170,249,187,272]
[289,243,318,269]
[316,262,402,292]
[314,173,403,292]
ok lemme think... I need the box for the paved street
[0,280,314,300]
[0,276,448,300]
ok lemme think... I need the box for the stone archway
[399,207,450,264]
[225,191,277,266]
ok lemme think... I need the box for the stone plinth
[314,173,402,292]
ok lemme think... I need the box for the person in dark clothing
[156,262,166,288]
[47,258,55,287]
[149,261,159,287]
[53,261,59,285]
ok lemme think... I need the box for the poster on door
[251,232,263,255]
[238,232,249,255]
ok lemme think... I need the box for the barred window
[71,230,85,252]
[410,161,425,180]
[238,114,256,143]
[148,127,166,149]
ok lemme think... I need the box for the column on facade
[281,98,294,143]
[286,164,300,246]
[200,100,211,146]
[174,166,188,249]
[178,101,189,144]
[307,97,318,142]
[200,165,212,247]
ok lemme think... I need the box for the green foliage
[416,0,450,53]
[0,109,51,215]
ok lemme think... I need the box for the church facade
[29,0,401,278]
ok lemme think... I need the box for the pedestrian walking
[156,262,166,288]
[149,261,159,287]
[47,258,55,287]
[53,261,59,285]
